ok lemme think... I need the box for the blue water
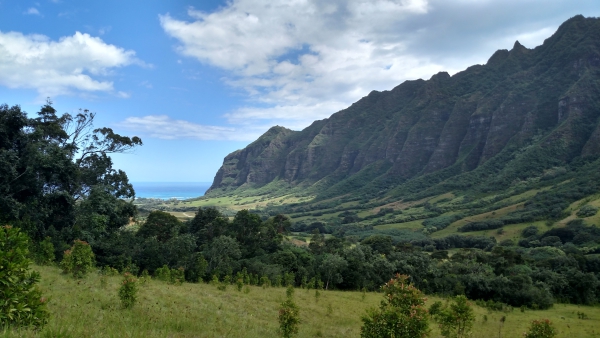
[132,182,212,200]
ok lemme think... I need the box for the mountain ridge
[207,15,600,201]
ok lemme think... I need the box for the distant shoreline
[131,182,212,200]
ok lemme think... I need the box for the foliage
[524,319,557,338]
[360,274,429,338]
[60,240,95,278]
[435,295,475,338]
[35,237,55,265]
[118,272,138,309]
[0,226,49,328]
[0,102,140,246]
[278,286,300,338]
[577,205,598,218]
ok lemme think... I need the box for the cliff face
[207,15,600,197]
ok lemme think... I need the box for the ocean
[131,182,212,200]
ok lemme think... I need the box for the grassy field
[3,266,600,338]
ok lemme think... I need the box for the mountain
[207,15,600,202]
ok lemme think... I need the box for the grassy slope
[4,266,600,338]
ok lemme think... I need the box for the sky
[0,0,598,183]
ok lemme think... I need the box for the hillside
[207,15,600,204]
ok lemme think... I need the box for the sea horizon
[131,182,212,200]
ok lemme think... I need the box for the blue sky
[1,0,598,182]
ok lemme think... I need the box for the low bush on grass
[118,273,138,309]
[60,240,95,278]
[524,319,557,338]
[360,274,429,338]
[0,226,49,329]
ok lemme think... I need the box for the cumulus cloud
[158,0,598,138]
[117,115,266,141]
[0,31,142,98]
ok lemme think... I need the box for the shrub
[360,274,429,338]
[60,240,95,278]
[524,319,557,338]
[35,236,55,265]
[0,226,49,328]
[170,267,185,285]
[577,205,598,218]
[118,273,138,309]
[429,301,443,317]
[436,295,475,338]
[155,265,171,282]
[278,286,300,338]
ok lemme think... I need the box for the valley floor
[3,266,600,337]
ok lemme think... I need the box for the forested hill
[207,15,600,200]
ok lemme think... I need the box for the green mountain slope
[207,15,600,205]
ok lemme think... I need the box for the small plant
[244,285,251,294]
[315,289,321,303]
[237,278,244,292]
[118,272,138,309]
[278,285,300,337]
[139,269,150,285]
[170,267,185,285]
[360,274,429,338]
[260,276,271,288]
[0,226,49,329]
[524,319,557,338]
[210,274,220,286]
[436,295,475,338]
[429,301,443,318]
[60,240,95,278]
[217,282,227,291]
[155,265,171,282]
[361,287,367,301]
[326,303,333,316]
[36,236,55,265]
[577,311,588,319]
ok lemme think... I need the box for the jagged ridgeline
[207,15,600,201]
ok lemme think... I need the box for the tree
[204,236,241,276]
[361,274,429,338]
[137,210,181,243]
[0,102,141,245]
[0,226,49,328]
[320,254,347,290]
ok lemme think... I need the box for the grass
[432,203,525,238]
[4,266,600,337]
[374,219,424,230]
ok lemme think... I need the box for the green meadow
[4,265,600,338]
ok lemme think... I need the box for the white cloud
[117,115,266,141]
[159,0,596,138]
[0,31,142,99]
[24,7,41,16]
[160,0,439,129]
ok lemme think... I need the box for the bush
[360,274,429,338]
[35,236,55,265]
[278,286,300,338]
[60,240,95,278]
[577,205,598,218]
[155,265,171,282]
[0,226,49,328]
[435,295,475,338]
[524,319,557,338]
[118,273,138,309]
